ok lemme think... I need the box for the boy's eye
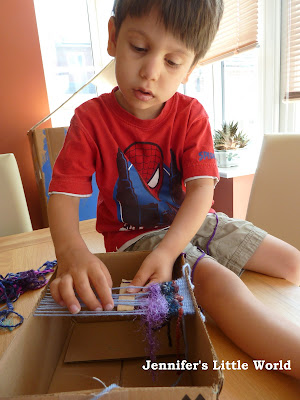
[166,59,180,68]
[131,44,147,53]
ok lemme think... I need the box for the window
[184,0,261,169]
[34,0,300,141]
[185,49,260,167]
[185,51,259,135]
[280,0,300,133]
[185,0,300,170]
[256,0,300,135]
[34,0,114,126]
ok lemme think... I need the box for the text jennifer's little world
[141,359,292,372]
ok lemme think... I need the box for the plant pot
[215,149,242,168]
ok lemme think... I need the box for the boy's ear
[107,17,117,57]
[181,65,197,84]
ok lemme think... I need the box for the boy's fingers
[90,269,114,311]
[73,274,102,312]
[146,279,160,287]
[140,279,160,292]
[50,278,64,306]
[58,275,81,314]
[127,272,148,293]
[99,262,113,288]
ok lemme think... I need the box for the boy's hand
[50,248,113,314]
[127,248,174,293]
[126,180,215,294]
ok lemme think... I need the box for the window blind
[199,0,259,65]
[284,0,300,101]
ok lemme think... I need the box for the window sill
[217,147,259,179]
[218,164,257,179]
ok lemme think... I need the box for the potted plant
[214,121,249,167]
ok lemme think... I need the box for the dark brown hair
[112,0,224,65]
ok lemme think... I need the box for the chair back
[246,134,300,250]
[0,153,32,236]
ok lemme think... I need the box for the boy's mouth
[134,88,154,101]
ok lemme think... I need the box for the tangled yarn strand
[0,260,56,330]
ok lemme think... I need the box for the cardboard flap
[64,320,180,363]
[6,386,218,400]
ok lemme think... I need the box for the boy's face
[108,9,195,120]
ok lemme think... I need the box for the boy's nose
[139,57,161,81]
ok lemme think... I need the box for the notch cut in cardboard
[0,251,223,399]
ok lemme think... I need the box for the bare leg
[244,234,300,285]
[193,258,300,379]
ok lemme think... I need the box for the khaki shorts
[124,213,268,277]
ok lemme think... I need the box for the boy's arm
[128,178,215,291]
[48,194,114,313]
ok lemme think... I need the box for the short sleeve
[182,113,219,184]
[48,114,97,196]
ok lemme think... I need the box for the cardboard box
[28,61,117,228]
[28,127,99,227]
[0,251,223,399]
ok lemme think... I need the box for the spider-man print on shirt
[113,142,185,231]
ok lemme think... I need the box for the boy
[48,0,300,378]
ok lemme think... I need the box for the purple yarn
[0,262,56,303]
[206,212,219,255]
[191,250,206,283]
[144,284,169,325]
[191,213,219,282]
[139,284,169,364]
[0,261,56,330]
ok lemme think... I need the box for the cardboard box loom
[28,127,99,227]
[0,251,223,399]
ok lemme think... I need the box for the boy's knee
[192,258,240,305]
[284,248,300,285]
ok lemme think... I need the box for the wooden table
[0,219,299,399]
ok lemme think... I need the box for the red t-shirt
[49,88,219,251]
